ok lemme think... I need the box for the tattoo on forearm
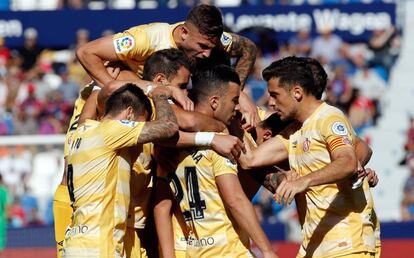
[138,94,178,143]
[263,173,281,194]
[230,34,257,88]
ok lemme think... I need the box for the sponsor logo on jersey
[331,121,348,136]
[220,33,232,46]
[113,35,134,53]
[118,120,137,127]
[342,136,352,145]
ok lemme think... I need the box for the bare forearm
[355,137,372,167]
[303,155,357,187]
[76,50,114,86]
[172,106,225,132]
[228,197,273,254]
[79,90,99,124]
[138,94,178,143]
[230,34,257,88]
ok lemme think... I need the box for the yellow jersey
[277,102,376,258]
[113,22,233,78]
[127,143,154,229]
[63,119,145,258]
[158,147,253,258]
[64,83,95,157]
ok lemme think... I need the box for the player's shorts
[335,251,376,258]
[125,227,148,258]
[53,184,72,258]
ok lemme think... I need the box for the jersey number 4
[171,166,206,220]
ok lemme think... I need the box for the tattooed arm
[137,87,179,143]
[229,33,257,89]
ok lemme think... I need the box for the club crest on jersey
[303,138,311,152]
[220,33,232,46]
[114,36,134,53]
[332,121,348,136]
[118,120,136,127]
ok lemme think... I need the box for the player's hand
[211,134,245,163]
[273,177,310,206]
[365,168,379,187]
[351,161,365,189]
[239,91,259,132]
[167,86,194,111]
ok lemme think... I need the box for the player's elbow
[76,43,93,64]
[164,121,179,139]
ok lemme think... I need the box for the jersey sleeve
[101,120,146,149]
[112,25,152,62]
[320,114,355,153]
[211,152,238,177]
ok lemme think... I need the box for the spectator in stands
[311,26,343,64]
[9,196,26,228]
[13,107,39,135]
[17,28,43,72]
[288,28,312,57]
[57,66,80,103]
[245,56,269,107]
[402,156,414,221]
[348,89,375,135]
[64,0,85,9]
[401,117,414,165]
[351,63,387,124]
[325,64,353,112]
[0,37,10,77]
[368,25,401,74]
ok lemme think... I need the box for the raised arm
[216,174,278,258]
[76,35,120,86]
[228,33,257,88]
[137,87,179,144]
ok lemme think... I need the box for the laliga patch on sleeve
[118,120,137,127]
[331,121,348,136]
[220,32,232,46]
[113,35,135,53]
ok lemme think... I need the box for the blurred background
[0,0,413,257]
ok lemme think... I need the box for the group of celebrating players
[52,4,381,258]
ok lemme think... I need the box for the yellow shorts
[53,184,72,258]
[125,227,148,258]
[337,251,376,258]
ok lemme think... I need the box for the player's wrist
[195,132,215,147]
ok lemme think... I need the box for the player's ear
[292,85,303,101]
[210,96,219,111]
[153,73,167,85]
[126,106,135,120]
[263,129,272,141]
[181,25,189,41]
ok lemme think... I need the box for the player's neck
[194,104,213,117]
[296,99,323,123]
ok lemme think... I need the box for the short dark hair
[143,49,193,81]
[104,83,152,119]
[262,56,316,97]
[189,64,240,104]
[303,57,327,100]
[258,113,292,137]
[186,4,223,40]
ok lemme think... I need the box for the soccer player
[154,65,277,258]
[237,57,378,258]
[62,84,178,258]
[76,4,260,129]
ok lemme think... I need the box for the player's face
[182,25,217,60]
[267,78,297,121]
[215,82,240,125]
[168,66,191,95]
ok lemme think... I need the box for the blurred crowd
[0,21,401,228]
[0,0,396,11]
